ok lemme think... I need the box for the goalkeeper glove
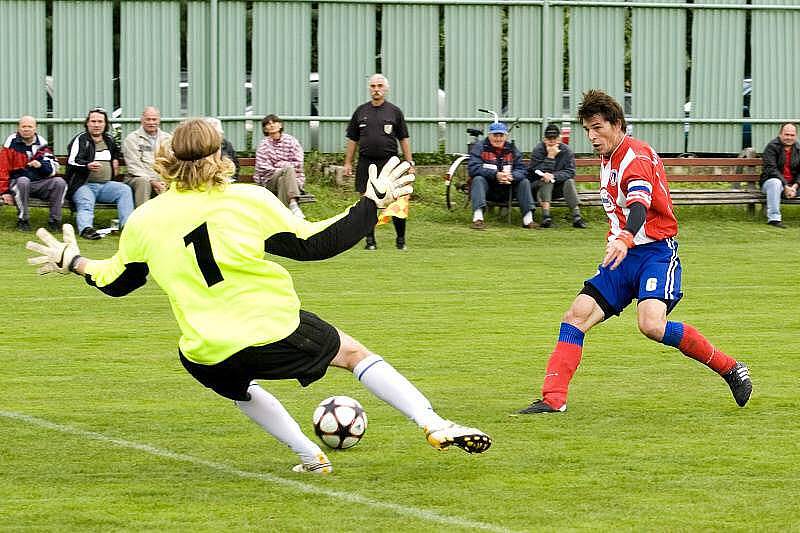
[26,223,82,275]
[364,156,415,208]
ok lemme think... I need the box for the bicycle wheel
[445,154,470,210]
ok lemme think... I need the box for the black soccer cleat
[516,399,566,414]
[80,226,102,240]
[722,362,752,407]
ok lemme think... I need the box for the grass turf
[1,175,798,531]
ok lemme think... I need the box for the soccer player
[26,118,491,474]
[517,90,752,414]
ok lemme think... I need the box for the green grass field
[1,175,798,531]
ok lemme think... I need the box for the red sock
[541,341,583,409]
[677,323,736,374]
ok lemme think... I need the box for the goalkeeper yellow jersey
[83,183,376,365]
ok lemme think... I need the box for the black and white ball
[312,396,367,449]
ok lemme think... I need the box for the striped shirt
[599,135,678,245]
[254,133,305,188]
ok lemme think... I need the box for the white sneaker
[424,421,492,454]
[289,201,305,219]
[291,452,332,474]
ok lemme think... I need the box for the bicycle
[443,108,520,213]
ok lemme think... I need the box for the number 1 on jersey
[184,222,224,287]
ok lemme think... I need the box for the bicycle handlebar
[477,108,499,123]
[477,108,521,133]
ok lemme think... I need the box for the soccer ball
[312,395,368,449]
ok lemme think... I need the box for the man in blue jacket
[467,121,535,229]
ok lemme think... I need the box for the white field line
[1,410,518,533]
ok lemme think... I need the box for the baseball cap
[488,121,508,134]
[544,123,561,138]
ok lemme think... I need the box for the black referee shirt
[346,101,410,161]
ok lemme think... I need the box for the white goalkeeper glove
[26,223,82,275]
[364,156,415,208]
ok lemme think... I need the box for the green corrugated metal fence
[631,0,685,154]
[251,1,312,148]
[2,0,800,157]
[51,1,114,152]
[0,1,47,125]
[120,1,181,140]
[750,0,800,150]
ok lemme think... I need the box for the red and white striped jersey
[599,136,678,244]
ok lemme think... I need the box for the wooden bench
[476,157,785,217]
[571,157,765,210]
[8,156,315,213]
[237,157,316,204]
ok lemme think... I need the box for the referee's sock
[236,382,324,464]
[661,321,736,374]
[353,354,446,430]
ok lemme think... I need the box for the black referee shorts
[179,310,341,401]
[355,156,393,193]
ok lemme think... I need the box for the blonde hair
[153,118,234,191]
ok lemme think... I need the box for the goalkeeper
[26,118,490,474]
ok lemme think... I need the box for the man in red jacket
[2,116,65,231]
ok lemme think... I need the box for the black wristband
[623,202,647,235]
[68,255,83,274]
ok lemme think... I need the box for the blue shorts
[584,238,683,317]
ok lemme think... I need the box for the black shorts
[179,310,341,401]
[355,156,393,193]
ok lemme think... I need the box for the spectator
[528,123,587,229]
[253,114,306,218]
[760,122,799,228]
[65,107,134,240]
[121,106,172,206]
[1,116,65,231]
[467,121,535,229]
[25,120,490,474]
[205,118,240,180]
[343,73,415,250]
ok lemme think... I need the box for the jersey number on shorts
[184,222,224,287]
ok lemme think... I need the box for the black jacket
[221,138,240,179]
[760,137,800,187]
[528,141,576,183]
[65,131,122,199]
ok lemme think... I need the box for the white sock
[289,199,305,218]
[236,382,323,463]
[472,209,484,222]
[522,211,533,225]
[353,355,446,430]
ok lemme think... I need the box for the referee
[343,73,415,250]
